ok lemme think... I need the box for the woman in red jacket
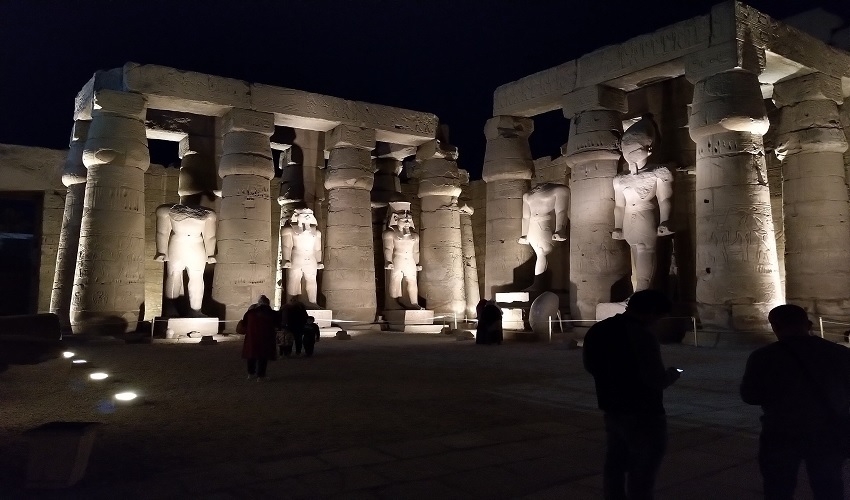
[241,295,278,380]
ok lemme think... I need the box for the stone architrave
[562,86,630,322]
[687,67,781,333]
[459,201,481,319]
[415,139,466,316]
[50,120,90,332]
[773,74,850,320]
[70,90,150,335]
[212,108,275,324]
[321,125,377,324]
[482,116,534,298]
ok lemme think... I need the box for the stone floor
[1,331,846,499]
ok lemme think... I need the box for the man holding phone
[583,289,681,499]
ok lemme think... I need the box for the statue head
[387,201,414,231]
[621,114,657,173]
[290,208,317,228]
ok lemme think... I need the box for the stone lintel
[492,61,577,117]
[483,115,533,140]
[92,89,146,119]
[223,108,275,135]
[415,139,459,161]
[684,40,765,84]
[773,73,843,107]
[326,125,375,150]
[73,68,124,121]
[373,142,416,160]
[561,86,627,118]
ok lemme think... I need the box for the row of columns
[482,61,850,332]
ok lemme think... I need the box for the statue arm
[553,186,569,239]
[518,194,530,244]
[612,180,625,238]
[314,230,324,268]
[280,227,293,267]
[413,234,420,266]
[203,211,218,259]
[656,174,673,225]
[154,205,172,260]
[382,230,395,269]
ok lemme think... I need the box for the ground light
[62,351,75,358]
[71,359,87,364]
[114,392,137,401]
[89,372,108,380]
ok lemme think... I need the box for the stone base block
[502,308,525,330]
[495,292,529,304]
[596,302,626,321]
[153,317,220,340]
[384,310,444,333]
[308,309,333,328]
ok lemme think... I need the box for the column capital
[562,109,622,165]
[484,116,533,140]
[416,139,458,161]
[92,90,146,119]
[374,142,415,161]
[458,202,474,216]
[561,85,626,118]
[482,116,534,182]
[326,125,375,150]
[223,108,274,135]
[688,70,769,140]
[684,41,764,84]
[62,120,90,187]
[773,73,843,107]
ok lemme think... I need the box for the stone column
[459,201,480,319]
[416,139,466,316]
[687,66,781,332]
[70,90,149,335]
[481,116,534,298]
[562,86,630,321]
[212,109,275,323]
[773,73,850,320]
[322,125,377,324]
[50,120,90,332]
[763,102,786,301]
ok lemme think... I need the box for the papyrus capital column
[562,86,629,321]
[416,139,466,315]
[322,125,377,324]
[459,201,481,318]
[71,90,149,334]
[50,120,90,332]
[482,116,534,298]
[687,60,780,333]
[773,73,850,320]
[212,108,275,323]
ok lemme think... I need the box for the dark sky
[1,0,848,179]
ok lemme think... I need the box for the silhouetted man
[741,304,850,499]
[583,289,680,500]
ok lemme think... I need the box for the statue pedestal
[495,292,529,335]
[596,302,626,321]
[153,317,220,339]
[384,310,443,334]
[308,309,333,328]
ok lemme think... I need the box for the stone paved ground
[1,332,847,499]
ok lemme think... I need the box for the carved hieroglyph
[416,139,466,315]
[322,125,377,324]
[50,120,90,331]
[211,108,275,324]
[773,74,850,320]
[482,116,534,298]
[382,202,421,310]
[613,116,674,293]
[688,69,781,332]
[518,183,569,276]
[280,208,323,306]
[70,90,150,335]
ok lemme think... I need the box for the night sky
[2,0,848,179]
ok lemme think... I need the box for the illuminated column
[71,90,149,335]
[562,86,630,321]
[687,59,781,332]
[212,109,275,323]
[773,73,850,320]
[322,125,377,324]
[416,139,465,316]
[481,116,534,298]
[459,201,481,318]
[50,120,90,332]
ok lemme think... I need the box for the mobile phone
[675,368,683,373]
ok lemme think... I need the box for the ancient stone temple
[482,1,850,339]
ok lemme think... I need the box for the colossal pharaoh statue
[154,167,218,317]
[382,201,422,309]
[280,208,324,306]
[612,115,673,293]
[518,183,569,276]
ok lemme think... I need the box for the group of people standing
[240,296,321,380]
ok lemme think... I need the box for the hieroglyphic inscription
[492,62,577,117]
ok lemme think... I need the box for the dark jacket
[741,335,850,435]
[583,313,673,415]
[241,304,278,360]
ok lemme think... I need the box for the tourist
[241,295,278,381]
[741,304,850,499]
[476,300,503,345]
[303,316,320,357]
[282,298,309,356]
[582,289,680,499]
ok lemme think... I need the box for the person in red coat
[241,295,278,380]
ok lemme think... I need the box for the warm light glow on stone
[114,392,137,401]
[89,372,108,380]
[63,351,75,358]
